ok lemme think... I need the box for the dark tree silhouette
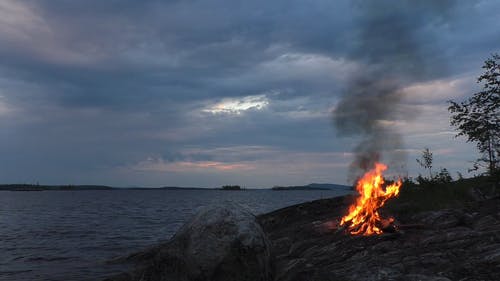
[448,53,500,178]
[221,185,241,190]
[416,148,433,179]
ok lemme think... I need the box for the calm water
[0,189,348,281]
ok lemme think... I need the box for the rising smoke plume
[333,1,454,183]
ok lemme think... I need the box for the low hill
[271,183,351,191]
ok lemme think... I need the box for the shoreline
[106,192,500,280]
[0,184,350,192]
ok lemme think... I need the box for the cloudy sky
[0,0,498,188]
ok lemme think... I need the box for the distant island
[221,185,242,190]
[0,184,206,191]
[158,186,210,190]
[0,184,114,191]
[271,183,351,191]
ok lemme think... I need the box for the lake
[0,189,349,281]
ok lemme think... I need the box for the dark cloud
[0,0,497,186]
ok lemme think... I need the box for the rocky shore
[105,194,500,281]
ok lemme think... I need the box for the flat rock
[258,196,500,281]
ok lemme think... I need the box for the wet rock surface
[258,195,500,281]
[106,195,500,281]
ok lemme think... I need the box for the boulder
[106,202,273,281]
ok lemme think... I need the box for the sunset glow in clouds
[204,95,269,115]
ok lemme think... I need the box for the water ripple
[0,189,347,280]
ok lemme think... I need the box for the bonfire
[340,162,402,236]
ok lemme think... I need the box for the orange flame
[340,162,402,236]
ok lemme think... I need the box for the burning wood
[340,162,401,236]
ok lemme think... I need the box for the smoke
[333,1,455,183]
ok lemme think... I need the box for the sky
[0,0,498,188]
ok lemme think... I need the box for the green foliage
[385,176,492,216]
[416,148,433,179]
[414,168,452,186]
[415,174,431,185]
[448,53,500,177]
[434,168,453,184]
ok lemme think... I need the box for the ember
[340,162,401,236]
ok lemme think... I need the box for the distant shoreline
[0,184,209,191]
[0,183,351,191]
[271,183,351,191]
